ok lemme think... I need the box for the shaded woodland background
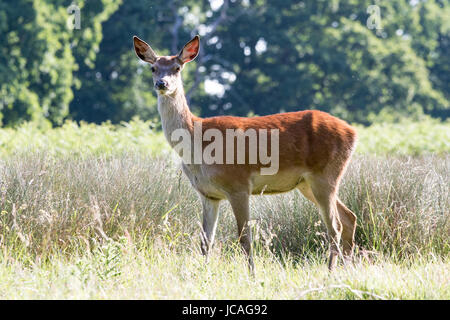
[0,0,449,127]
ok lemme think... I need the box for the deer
[133,35,358,272]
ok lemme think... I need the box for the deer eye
[151,66,156,72]
[175,66,181,72]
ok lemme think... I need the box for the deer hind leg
[199,194,220,257]
[306,175,343,271]
[336,198,357,263]
[227,191,255,273]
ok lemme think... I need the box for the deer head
[133,35,200,96]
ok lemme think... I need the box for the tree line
[0,0,448,127]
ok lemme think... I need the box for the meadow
[0,119,448,299]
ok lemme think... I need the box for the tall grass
[0,244,447,299]
[0,119,449,298]
[0,153,447,261]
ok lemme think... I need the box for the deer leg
[228,192,254,273]
[336,198,357,263]
[199,195,220,257]
[308,175,343,271]
[297,180,317,205]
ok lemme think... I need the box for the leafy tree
[196,0,448,123]
[0,0,120,126]
[1,0,448,126]
[0,0,73,125]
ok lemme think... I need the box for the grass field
[0,120,449,299]
[0,118,449,157]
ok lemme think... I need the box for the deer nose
[155,79,168,90]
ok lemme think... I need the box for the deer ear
[133,36,158,64]
[178,35,200,64]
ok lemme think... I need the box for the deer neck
[157,87,196,148]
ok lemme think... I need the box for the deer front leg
[227,192,255,273]
[199,194,220,257]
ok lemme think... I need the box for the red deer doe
[133,35,358,272]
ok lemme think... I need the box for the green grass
[0,150,448,299]
[0,118,168,158]
[0,118,449,158]
[0,119,448,299]
[355,119,450,155]
[0,244,447,299]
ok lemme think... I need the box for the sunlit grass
[0,151,448,299]
[355,119,450,155]
[0,242,447,299]
[0,118,449,158]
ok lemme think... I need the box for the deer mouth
[156,88,169,95]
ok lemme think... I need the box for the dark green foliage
[0,0,120,126]
[0,0,448,126]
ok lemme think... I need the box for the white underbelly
[250,168,305,194]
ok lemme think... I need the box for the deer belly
[250,168,305,195]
